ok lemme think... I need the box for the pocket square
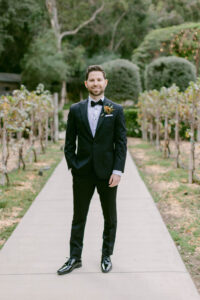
[105,114,113,117]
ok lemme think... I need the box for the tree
[21,30,69,91]
[150,0,200,27]
[45,0,104,108]
[0,0,48,73]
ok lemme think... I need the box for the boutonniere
[101,104,115,117]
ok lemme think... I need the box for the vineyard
[0,84,59,186]
[137,78,200,184]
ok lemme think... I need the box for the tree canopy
[1,0,199,95]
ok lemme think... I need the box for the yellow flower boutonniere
[101,104,115,117]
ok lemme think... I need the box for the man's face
[84,71,108,97]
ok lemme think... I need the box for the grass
[160,168,188,182]
[169,228,196,255]
[0,140,64,249]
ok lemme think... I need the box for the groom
[57,65,127,275]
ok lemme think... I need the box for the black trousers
[69,170,118,259]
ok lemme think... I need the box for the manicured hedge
[145,56,196,91]
[124,108,141,137]
[101,59,142,103]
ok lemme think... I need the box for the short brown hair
[85,65,106,80]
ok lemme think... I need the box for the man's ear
[105,79,108,87]
[84,81,88,88]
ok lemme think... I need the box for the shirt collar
[88,95,104,105]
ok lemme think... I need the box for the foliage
[145,56,196,91]
[137,78,200,183]
[101,59,142,102]
[0,84,55,185]
[124,108,141,137]
[150,0,200,27]
[168,27,200,74]
[0,0,48,72]
[1,0,200,98]
[58,110,66,131]
[57,0,153,59]
[21,30,69,91]
[132,22,200,83]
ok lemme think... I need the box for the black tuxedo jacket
[64,97,127,179]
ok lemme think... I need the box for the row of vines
[0,84,59,186]
[137,78,200,184]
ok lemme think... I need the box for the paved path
[0,151,199,300]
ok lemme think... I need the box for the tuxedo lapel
[80,99,93,138]
[95,97,111,137]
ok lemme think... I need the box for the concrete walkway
[0,150,199,300]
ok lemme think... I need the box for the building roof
[0,72,21,83]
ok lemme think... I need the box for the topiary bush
[145,56,196,91]
[101,59,142,102]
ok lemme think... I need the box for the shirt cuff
[112,170,122,176]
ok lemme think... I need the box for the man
[57,65,127,275]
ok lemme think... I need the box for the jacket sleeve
[64,105,77,170]
[113,106,127,172]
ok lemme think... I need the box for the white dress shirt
[88,96,122,177]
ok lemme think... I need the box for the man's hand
[109,174,121,187]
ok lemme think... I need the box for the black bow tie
[91,99,103,107]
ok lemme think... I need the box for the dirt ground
[0,139,42,172]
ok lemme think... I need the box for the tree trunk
[46,0,104,111]
[156,110,160,151]
[38,119,44,153]
[1,119,8,186]
[149,118,154,143]
[18,145,26,170]
[29,112,34,146]
[53,93,59,142]
[163,115,169,158]
[109,11,126,51]
[142,109,147,141]
[189,102,195,184]
[59,81,67,110]
[5,131,10,167]
[175,99,180,168]
[197,107,200,142]
[45,114,49,149]
[17,100,23,141]
[50,119,54,142]
[195,46,200,76]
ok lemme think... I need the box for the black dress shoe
[101,256,112,273]
[57,258,82,275]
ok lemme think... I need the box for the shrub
[145,56,196,91]
[132,22,200,87]
[132,22,200,74]
[101,59,142,102]
[124,108,141,137]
